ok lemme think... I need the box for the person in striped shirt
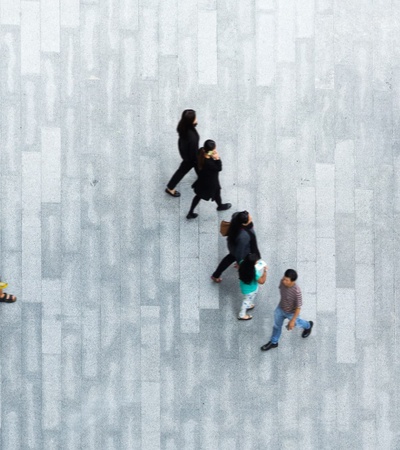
[260,269,313,351]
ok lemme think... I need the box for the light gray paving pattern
[0,0,399,449]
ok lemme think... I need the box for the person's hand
[287,320,295,331]
[212,150,220,160]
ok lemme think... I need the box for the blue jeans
[270,306,310,344]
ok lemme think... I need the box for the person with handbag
[211,210,260,282]
[165,109,200,197]
[186,140,231,219]
[238,254,268,320]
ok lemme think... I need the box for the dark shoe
[0,293,17,303]
[302,321,313,338]
[260,342,278,351]
[186,212,198,219]
[217,203,232,211]
[165,188,181,197]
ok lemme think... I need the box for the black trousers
[212,253,236,278]
[188,190,222,213]
[167,160,198,190]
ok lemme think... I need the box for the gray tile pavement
[0,0,399,448]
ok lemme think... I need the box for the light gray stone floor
[0,0,399,449]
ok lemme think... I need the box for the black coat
[178,129,199,164]
[228,228,258,262]
[192,158,222,200]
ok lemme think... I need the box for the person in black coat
[165,109,199,197]
[211,211,260,282]
[186,140,231,219]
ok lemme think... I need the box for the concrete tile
[0,0,20,25]
[41,0,61,53]
[297,187,316,263]
[42,128,61,203]
[180,257,200,333]
[315,89,335,163]
[21,303,42,374]
[0,102,21,175]
[178,35,198,105]
[42,317,62,354]
[61,253,82,318]
[120,0,138,30]
[22,226,42,301]
[237,0,254,35]
[277,0,295,62]
[373,91,393,165]
[256,13,275,87]
[0,326,22,449]
[354,41,373,119]
[336,288,356,363]
[21,377,42,449]
[139,8,158,80]
[335,66,355,140]
[41,54,61,127]
[2,175,22,252]
[60,30,81,104]
[22,151,41,228]
[82,306,101,379]
[141,382,160,449]
[141,306,160,382]
[199,232,220,309]
[296,40,315,113]
[315,14,334,89]
[276,63,296,136]
[42,203,62,279]
[61,0,80,28]
[335,213,355,289]
[61,178,81,253]
[296,0,314,38]
[80,5,101,77]
[316,163,335,238]
[21,77,41,152]
[198,11,217,85]
[120,405,141,449]
[316,238,336,312]
[335,139,355,214]
[21,1,40,74]
[256,0,275,11]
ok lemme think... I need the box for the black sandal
[0,293,17,303]
[165,188,181,197]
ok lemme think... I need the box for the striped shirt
[278,281,302,313]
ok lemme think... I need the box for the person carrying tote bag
[211,210,260,283]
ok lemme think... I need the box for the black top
[192,158,222,201]
[228,228,257,262]
[178,128,199,164]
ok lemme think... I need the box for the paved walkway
[0,0,399,448]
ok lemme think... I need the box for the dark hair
[239,253,259,284]
[198,139,216,170]
[284,269,298,282]
[227,211,249,247]
[177,109,196,136]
